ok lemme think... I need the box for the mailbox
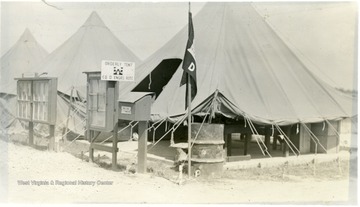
[15,77,57,125]
[118,92,154,121]
[84,71,116,132]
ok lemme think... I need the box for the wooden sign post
[84,71,119,170]
[118,92,154,174]
[85,60,154,173]
[137,121,148,173]
[85,60,136,171]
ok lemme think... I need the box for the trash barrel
[191,123,225,178]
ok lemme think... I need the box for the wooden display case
[15,77,57,125]
[84,71,116,132]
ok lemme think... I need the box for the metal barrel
[191,123,225,178]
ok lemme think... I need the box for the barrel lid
[191,140,225,145]
[191,158,225,163]
[170,142,188,149]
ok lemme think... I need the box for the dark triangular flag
[180,12,197,109]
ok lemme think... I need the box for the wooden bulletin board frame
[15,77,57,125]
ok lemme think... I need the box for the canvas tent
[0,29,85,136]
[2,12,140,138]
[0,28,49,95]
[36,11,141,98]
[29,11,141,136]
[124,2,356,126]
[0,29,49,132]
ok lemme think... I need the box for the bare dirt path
[0,139,354,204]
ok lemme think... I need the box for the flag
[180,12,197,109]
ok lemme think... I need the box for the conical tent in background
[2,11,140,137]
[36,11,141,97]
[25,11,141,136]
[128,3,355,125]
[0,28,49,95]
[0,29,48,132]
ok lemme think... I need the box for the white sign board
[121,106,132,115]
[101,60,135,81]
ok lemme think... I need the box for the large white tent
[125,2,356,126]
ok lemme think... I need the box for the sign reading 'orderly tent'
[101,60,135,81]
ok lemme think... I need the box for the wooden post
[29,121,34,146]
[112,121,118,170]
[226,133,232,156]
[265,126,271,150]
[89,148,94,162]
[244,133,250,155]
[85,75,94,162]
[137,121,148,173]
[224,132,227,156]
[283,126,290,157]
[282,141,289,157]
[29,81,34,146]
[49,125,55,151]
[86,77,91,142]
[89,130,94,162]
[272,131,278,150]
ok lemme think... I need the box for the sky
[0,1,358,90]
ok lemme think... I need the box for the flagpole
[187,74,192,178]
[187,1,192,179]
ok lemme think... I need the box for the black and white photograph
[0,0,358,204]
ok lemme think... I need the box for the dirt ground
[0,137,357,204]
